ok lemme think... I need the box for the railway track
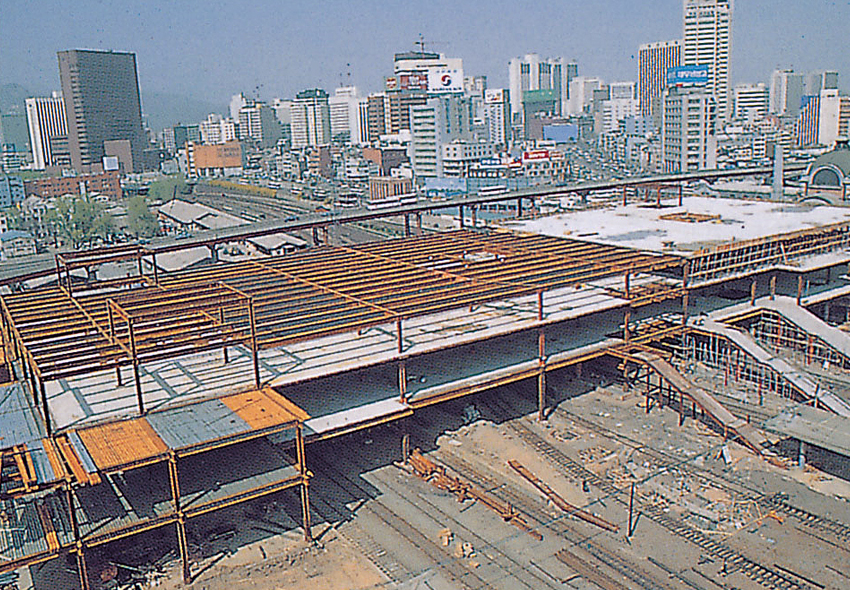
[309,442,557,590]
[478,390,818,590]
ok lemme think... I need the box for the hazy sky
[3,0,848,106]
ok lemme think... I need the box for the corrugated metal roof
[146,399,252,450]
[0,382,45,450]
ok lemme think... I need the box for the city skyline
[2,0,848,109]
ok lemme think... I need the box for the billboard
[427,68,464,94]
[522,150,550,162]
[666,65,709,87]
[484,88,507,104]
[386,73,428,92]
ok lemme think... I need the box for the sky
[2,0,848,108]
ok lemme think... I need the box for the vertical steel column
[537,328,546,422]
[678,183,683,207]
[797,275,803,305]
[296,423,312,542]
[458,205,464,228]
[416,212,423,234]
[169,453,191,584]
[516,197,522,217]
[623,308,631,343]
[39,378,51,437]
[396,318,403,354]
[622,186,627,207]
[108,303,121,386]
[220,306,229,364]
[249,298,260,389]
[128,318,144,415]
[645,370,651,414]
[770,275,776,300]
[471,206,477,228]
[404,214,411,237]
[537,290,544,321]
[66,483,89,590]
[398,361,407,404]
[682,262,690,332]
[750,278,757,306]
[152,253,159,285]
[624,273,630,299]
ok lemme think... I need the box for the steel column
[398,361,407,403]
[296,424,312,542]
[169,454,190,584]
[537,329,546,421]
[128,318,144,415]
[249,297,260,389]
[404,214,411,237]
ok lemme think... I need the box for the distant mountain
[141,91,224,133]
[1,82,223,132]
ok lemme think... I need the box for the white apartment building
[661,84,717,172]
[508,54,574,121]
[291,89,331,148]
[733,83,768,122]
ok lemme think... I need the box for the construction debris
[406,449,543,540]
[507,460,620,533]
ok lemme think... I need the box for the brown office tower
[57,49,146,173]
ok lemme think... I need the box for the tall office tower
[410,94,472,178]
[732,83,768,122]
[291,89,331,148]
[508,54,570,123]
[804,71,839,96]
[25,93,67,169]
[484,88,511,149]
[661,82,717,172]
[770,70,805,116]
[329,86,365,144]
[238,102,281,148]
[795,95,820,147]
[638,40,682,118]
[57,49,146,172]
[567,77,603,115]
[817,90,842,148]
[683,0,731,122]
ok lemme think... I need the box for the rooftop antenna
[416,34,426,52]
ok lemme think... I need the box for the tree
[148,174,190,202]
[44,195,114,249]
[126,196,159,238]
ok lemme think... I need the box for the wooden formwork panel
[76,418,168,471]
[222,388,306,430]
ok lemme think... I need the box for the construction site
[3,186,850,590]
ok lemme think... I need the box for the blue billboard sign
[666,65,709,87]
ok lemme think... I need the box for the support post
[537,329,546,422]
[750,278,757,306]
[404,213,411,237]
[169,453,190,584]
[402,432,410,462]
[152,253,159,285]
[39,378,51,437]
[220,307,228,364]
[623,308,631,343]
[416,212,423,234]
[797,275,803,305]
[627,482,636,537]
[396,318,403,354]
[516,197,522,217]
[622,186,627,207]
[471,206,477,228]
[798,440,807,469]
[398,361,407,404]
[249,298,260,389]
[678,183,683,207]
[624,273,630,299]
[296,423,312,542]
[645,371,651,414]
[128,318,144,415]
[537,290,544,321]
[458,204,464,228]
[770,275,776,300]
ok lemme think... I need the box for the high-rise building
[410,94,472,178]
[817,90,842,148]
[57,49,146,172]
[638,40,682,118]
[291,89,331,148]
[329,86,366,145]
[804,71,839,96]
[770,70,805,117]
[25,93,67,169]
[508,54,572,122]
[238,102,281,148]
[199,113,237,145]
[732,83,768,122]
[796,95,820,147]
[683,0,731,122]
[661,81,717,172]
[484,89,511,149]
[567,77,603,115]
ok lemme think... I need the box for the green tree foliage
[126,196,159,238]
[44,196,114,248]
[148,174,190,201]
